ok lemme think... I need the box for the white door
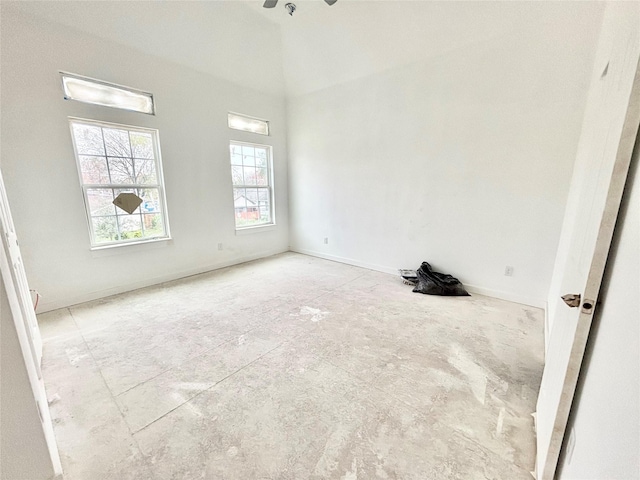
[0,177,43,377]
[535,4,640,479]
[0,168,62,476]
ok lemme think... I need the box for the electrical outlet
[217,243,223,251]
[505,266,514,276]
[324,237,329,245]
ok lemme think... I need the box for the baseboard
[463,284,547,309]
[37,247,288,313]
[291,247,546,309]
[40,246,547,312]
[290,247,399,276]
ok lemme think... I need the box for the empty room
[1,1,638,479]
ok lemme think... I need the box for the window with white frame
[230,142,273,229]
[69,118,170,247]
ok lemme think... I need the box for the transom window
[69,118,170,247]
[228,112,269,135]
[61,72,155,115]
[230,142,274,229]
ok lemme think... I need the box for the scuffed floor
[38,252,544,480]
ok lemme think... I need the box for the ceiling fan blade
[324,0,337,5]
[263,0,278,8]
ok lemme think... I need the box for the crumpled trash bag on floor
[401,262,470,296]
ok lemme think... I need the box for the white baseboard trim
[39,246,547,312]
[291,247,546,309]
[291,247,399,276]
[463,284,546,309]
[37,247,288,313]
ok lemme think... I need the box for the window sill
[90,236,172,255]
[235,224,277,235]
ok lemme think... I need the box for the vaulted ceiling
[5,1,603,98]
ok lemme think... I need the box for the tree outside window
[70,119,170,247]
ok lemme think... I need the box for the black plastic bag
[412,262,469,296]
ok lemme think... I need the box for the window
[228,112,269,136]
[61,72,155,115]
[69,118,170,247]
[230,142,274,229]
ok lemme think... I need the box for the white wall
[0,6,289,312]
[4,1,286,97]
[1,275,56,480]
[556,137,640,480]
[287,8,603,307]
[276,1,603,99]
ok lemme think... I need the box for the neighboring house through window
[230,141,273,229]
[69,118,170,247]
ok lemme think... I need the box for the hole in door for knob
[581,299,595,314]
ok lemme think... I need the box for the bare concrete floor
[38,253,544,480]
